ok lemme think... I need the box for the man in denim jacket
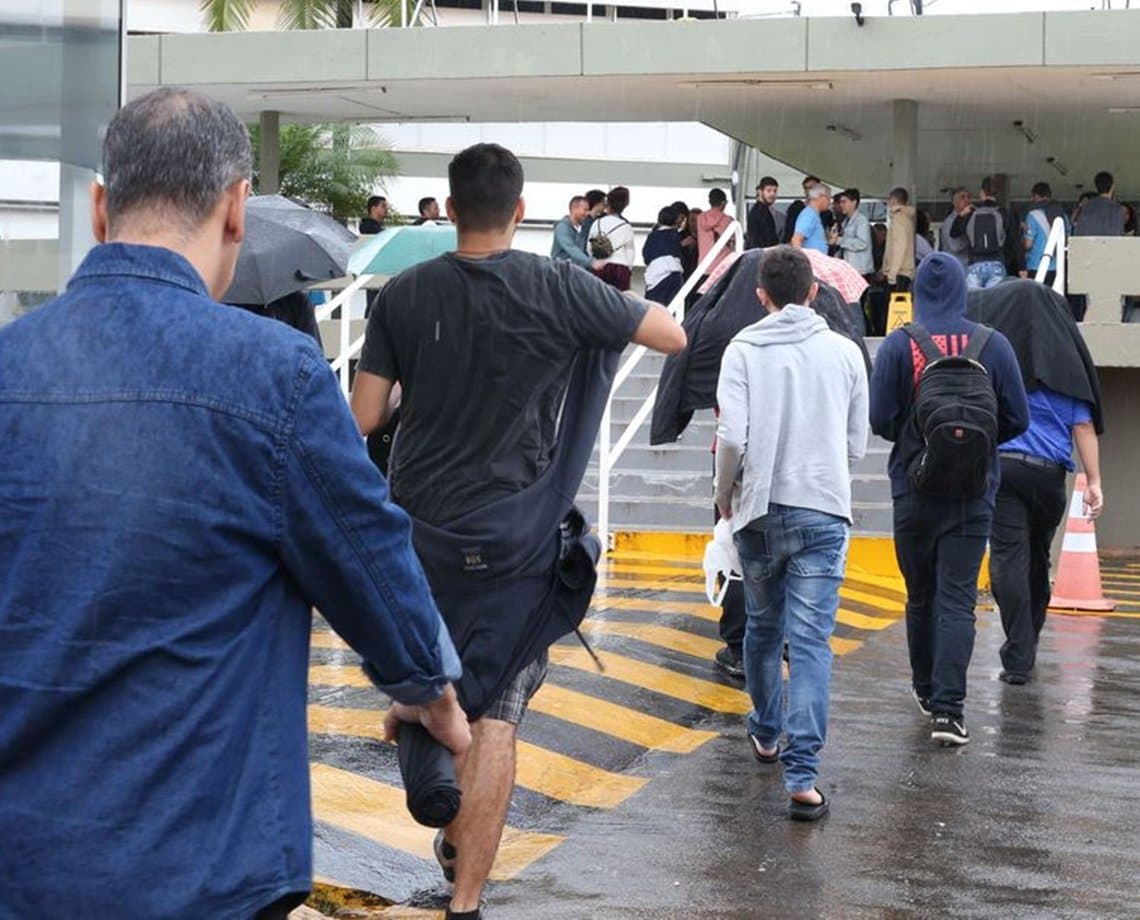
[0,88,469,918]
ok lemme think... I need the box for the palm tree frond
[201,0,258,31]
[365,0,423,28]
[277,0,340,30]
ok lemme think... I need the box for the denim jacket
[0,243,460,917]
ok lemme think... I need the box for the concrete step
[577,493,894,535]
[579,467,890,506]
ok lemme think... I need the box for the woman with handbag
[588,186,636,291]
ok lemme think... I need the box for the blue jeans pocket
[734,528,773,581]
[789,526,850,578]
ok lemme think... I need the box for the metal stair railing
[314,274,375,398]
[1034,216,1067,294]
[596,219,744,549]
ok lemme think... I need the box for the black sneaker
[912,688,932,717]
[433,829,457,883]
[444,911,482,920]
[748,732,780,764]
[930,714,969,747]
[714,645,745,681]
[999,669,1030,685]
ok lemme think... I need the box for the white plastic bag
[703,518,742,607]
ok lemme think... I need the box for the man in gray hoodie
[715,246,868,821]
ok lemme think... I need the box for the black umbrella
[967,279,1104,433]
[651,249,870,445]
[223,195,355,305]
[397,722,462,828]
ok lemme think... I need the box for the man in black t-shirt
[351,144,685,920]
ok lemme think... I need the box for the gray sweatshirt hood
[733,303,829,348]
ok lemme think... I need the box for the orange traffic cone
[1048,473,1115,613]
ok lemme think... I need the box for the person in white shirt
[588,186,636,291]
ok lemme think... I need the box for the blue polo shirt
[794,206,828,253]
[1001,386,1093,470]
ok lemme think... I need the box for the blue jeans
[734,505,850,793]
[966,260,1006,290]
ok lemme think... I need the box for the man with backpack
[950,177,1018,291]
[870,253,1028,746]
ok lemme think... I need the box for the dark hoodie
[869,253,1029,507]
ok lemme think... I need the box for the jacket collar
[68,243,211,299]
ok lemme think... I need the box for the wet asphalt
[307,562,1140,920]
[481,607,1140,920]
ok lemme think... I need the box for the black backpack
[904,323,999,499]
[965,205,1006,259]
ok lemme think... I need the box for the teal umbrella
[348,224,458,276]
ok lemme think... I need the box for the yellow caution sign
[887,292,913,332]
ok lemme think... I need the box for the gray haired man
[0,88,469,916]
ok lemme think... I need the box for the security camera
[851,2,865,26]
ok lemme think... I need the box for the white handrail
[316,273,375,396]
[597,219,744,550]
[1034,216,1067,295]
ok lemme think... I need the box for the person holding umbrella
[224,194,357,347]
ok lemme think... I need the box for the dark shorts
[595,263,632,292]
[481,651,548,725]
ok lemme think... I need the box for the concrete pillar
[259,111,280,196]
[891,99,918,197]
[57,163,97,286]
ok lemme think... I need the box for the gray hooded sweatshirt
[715,304,869,531]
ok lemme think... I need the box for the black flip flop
[749,734,780,764]
[788,789,829,822]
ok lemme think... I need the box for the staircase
[575,347,895,537]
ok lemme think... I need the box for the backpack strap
[902,323,945,364]
[963,324,994,361]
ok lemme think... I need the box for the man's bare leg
[446,717,517,914]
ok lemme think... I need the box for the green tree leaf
[277,0,341,29]
[200,0,258,31]
[250,123,400,222]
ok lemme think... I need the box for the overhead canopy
[128,10,1140,200]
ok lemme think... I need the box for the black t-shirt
[358,250,648,525]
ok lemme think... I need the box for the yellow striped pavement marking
[1053,608,1140,619]
[836,607,897,631]
[311,630,351,651]
[308,704,388,738]
[310,663,370,688]
[605,562,714,578]
[830,636,863,655]
[513,741,648,808]
[597,576,722,594]
[838,585,904,613]
[548,645,751,714]
[527,684,717,754]
[600,574,900,606]
[310,764,563,881]
[592,594,722,621]
[844,571,911,594]
[607,549,703,565]
[581,619,723,660]
[306,702,653,809]
[584,617,868,658]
